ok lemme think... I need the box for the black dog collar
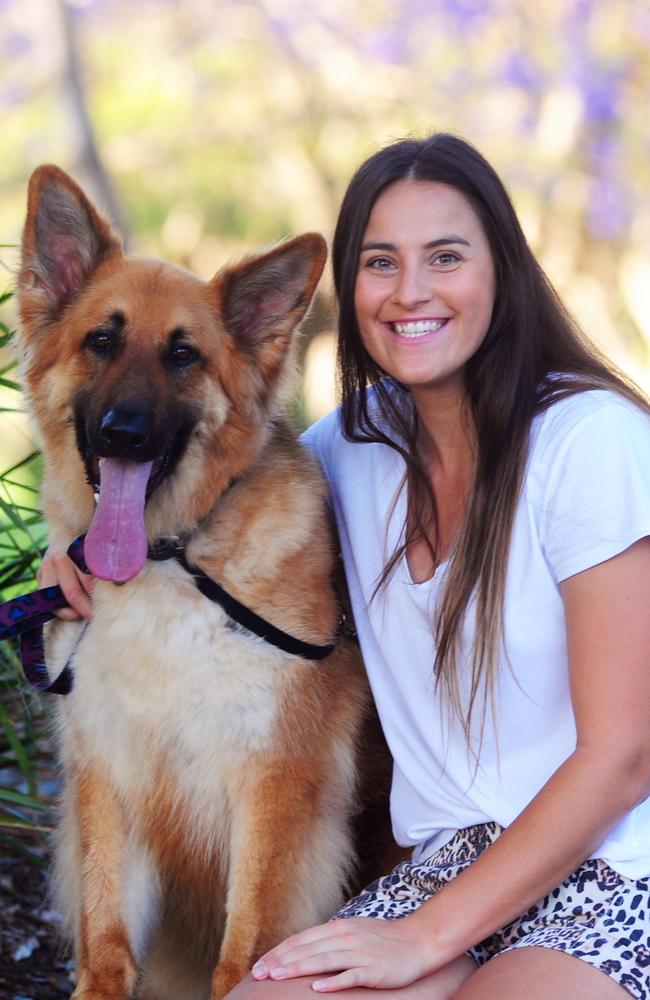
[173,547,335,661]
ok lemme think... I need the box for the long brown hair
[332,132,649,746]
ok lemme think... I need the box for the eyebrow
[360,236,471,252]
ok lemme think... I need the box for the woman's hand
[37,546,94,620]
[251,915,436,993]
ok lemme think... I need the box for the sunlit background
[2,0,650,475]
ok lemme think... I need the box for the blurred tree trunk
[56,0,129,242]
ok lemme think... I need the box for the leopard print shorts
[335,823,650,998]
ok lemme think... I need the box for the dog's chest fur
[49,562,295,803]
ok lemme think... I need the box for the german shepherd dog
[16,167,394,1000]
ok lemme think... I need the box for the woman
[43,134,650,999]
[235,134,650,999]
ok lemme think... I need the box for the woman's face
[354,180,496,396]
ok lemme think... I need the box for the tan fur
[17,165,398,1000]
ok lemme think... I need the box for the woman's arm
[252,536,650,992]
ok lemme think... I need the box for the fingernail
[270,966,287,980]
[252,960,268,978]
[312,982,326,992]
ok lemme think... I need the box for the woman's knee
[225,954,478,1000]
[225,973,318,999]
[453,948,628,1000]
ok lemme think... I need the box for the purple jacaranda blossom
[519,109,538,135]
[590,133,619,165]
[264,9,295,46]
[586,174,629,239]
[580,68,624,125]
[384,0,440,18]
[66,0,101,13]
[59,0,108,23]
[4,31,31,59]
[0,82,28,108]
[565,0,594,31]
[577,68,630,239]
[444,0,494,31]
[630,5,650,42]
[364,29,409,65]
[500,51,542,90]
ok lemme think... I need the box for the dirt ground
[0,701,73,1000]
[0,848,74,1000]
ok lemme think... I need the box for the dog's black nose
[98,407,151,456]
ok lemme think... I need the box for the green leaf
[0,787,47,810]
[0,816,53,832]
[0,833,47,867]
[1,451,42,476]
[0,703,36,794]
[0,494,33,529]
[0,479,40,495]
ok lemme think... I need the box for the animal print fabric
[335,823,650,998]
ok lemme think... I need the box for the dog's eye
[167,343,200,369]
[85,329,115,355]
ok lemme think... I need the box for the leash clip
[147,536,186,561]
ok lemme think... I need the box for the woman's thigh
[225,954,478,1000]
[455,947,631,1000]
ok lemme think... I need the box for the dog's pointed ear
[19,165,122,325]
[216,233,327,376]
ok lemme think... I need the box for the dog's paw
[71,980,132,1000]
[71,992,128,1000]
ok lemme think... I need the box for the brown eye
[166,343,200,370]
[83,313,124,356]
[433,252,461,266]
[85,329,115,355]
[365,256,395,271]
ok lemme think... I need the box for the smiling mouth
[390,319,448,338]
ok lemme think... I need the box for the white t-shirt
[302,389,650,879]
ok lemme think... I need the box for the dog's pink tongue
[85,458,154,582]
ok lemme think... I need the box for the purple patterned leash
[0,536,88,695]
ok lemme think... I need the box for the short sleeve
[536,394,650,583]
[299,408,340,483]
[299,421,319,459]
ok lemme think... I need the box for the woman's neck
[411,383,476,478]
[405,384,476,582]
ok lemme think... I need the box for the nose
[390,262,432,310]
[98,406,152,458]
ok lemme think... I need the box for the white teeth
[393,319,445,337]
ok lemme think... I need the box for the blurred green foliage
[0,291,50,864]
[1,0,650,862]
[2,0,650,373]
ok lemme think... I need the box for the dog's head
[17,165,326,582]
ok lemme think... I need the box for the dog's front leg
[70,766,137,1000]
[210,754,319,1000]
